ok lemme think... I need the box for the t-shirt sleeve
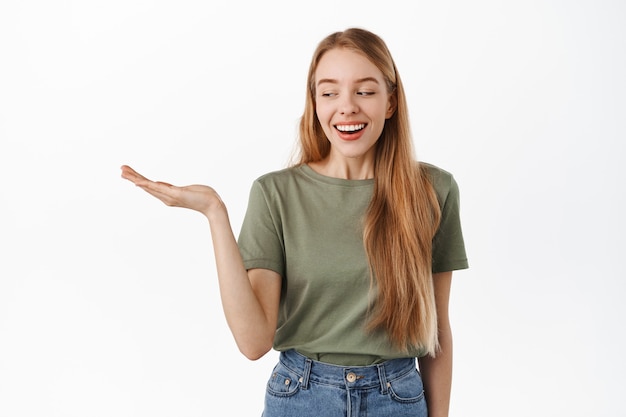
[431,172,469,273]
[237,180,285,277]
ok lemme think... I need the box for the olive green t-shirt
[237,163,468,366]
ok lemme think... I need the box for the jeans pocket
[266,363,301,398]
[387,369,426,404]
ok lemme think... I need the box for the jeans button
[346,372,357,383]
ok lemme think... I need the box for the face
[314,48,396,164]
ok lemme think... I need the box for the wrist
[204,200,229,223]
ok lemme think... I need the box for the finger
[138,186,178,206]
[120,165,139,178]
[137,181,181,206]
[120,165,152,184]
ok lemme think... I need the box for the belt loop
[301,358,312,390]
[377,363,388,394]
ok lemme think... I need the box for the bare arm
[418,271,453,417]
[206,206,280,359]
[120,165,280,360]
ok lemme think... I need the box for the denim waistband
[278,349,417,393]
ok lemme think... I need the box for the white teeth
[336,124,365,132]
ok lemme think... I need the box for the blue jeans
[262,349,428,417]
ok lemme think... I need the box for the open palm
[120,165,224,217]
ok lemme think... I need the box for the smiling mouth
[335,123,366,134]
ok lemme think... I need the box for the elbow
[237,337,274,361]
[242,350,268,361]
[239,344,272,361]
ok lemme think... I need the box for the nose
[339,93,358,115]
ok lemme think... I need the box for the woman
[121,27,468,417]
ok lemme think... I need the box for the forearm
[206,206,276,359]
[418,326,453,417]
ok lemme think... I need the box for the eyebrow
[316,77,380,87]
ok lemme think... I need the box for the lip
[334,123,367,141]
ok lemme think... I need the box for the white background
[1,0,624,416]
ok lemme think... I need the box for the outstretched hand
[120,165,225,218]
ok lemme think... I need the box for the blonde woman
[121,27,468,417]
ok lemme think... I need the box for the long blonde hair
[293,28,442,355]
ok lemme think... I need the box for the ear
[385,91,397,119]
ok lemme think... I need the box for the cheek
[315,106,333,126]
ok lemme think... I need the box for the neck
[308,153,375,180]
